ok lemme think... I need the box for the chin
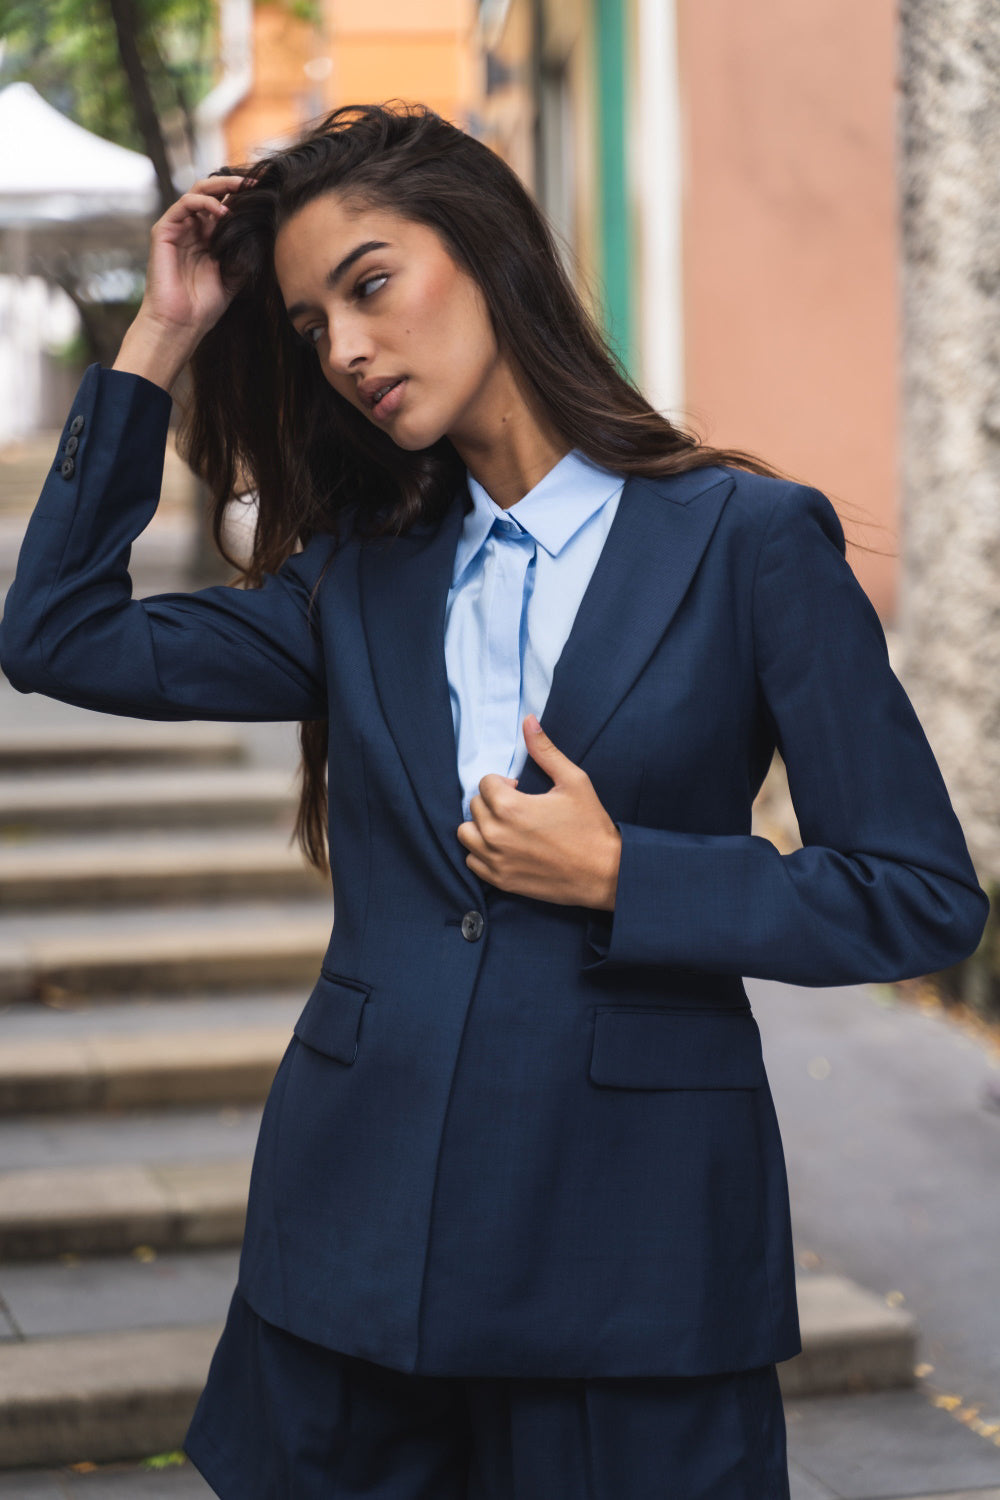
[383,420,448,453]
[383,429,421,451]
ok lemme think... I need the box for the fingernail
[526,715,541,733]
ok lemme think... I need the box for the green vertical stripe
[595,0,633,373]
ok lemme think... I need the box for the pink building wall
[677,0,899,618]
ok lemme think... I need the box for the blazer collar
[359,465,736,887]
[512,464,736,796]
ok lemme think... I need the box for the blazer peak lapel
[515,467,736,796]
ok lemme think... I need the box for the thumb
[523,715,576,784]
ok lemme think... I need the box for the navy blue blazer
[0,364,988,1378]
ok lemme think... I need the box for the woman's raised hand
[141,174,252,335]
[114,173,255,393]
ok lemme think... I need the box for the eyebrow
[284,240,390,322]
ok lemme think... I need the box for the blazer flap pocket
[293,971,370,1064]
[589,1007,764,1090]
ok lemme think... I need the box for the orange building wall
[225,0,478,170]
[224,5,318,164]
[677,0,899,617]
[328,0,476,121]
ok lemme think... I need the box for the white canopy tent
[0,81,158,443]
[0,80,157,244]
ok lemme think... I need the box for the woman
[0,103,988,1498]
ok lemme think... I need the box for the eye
[299,324,324,347]
[356,273,388,300]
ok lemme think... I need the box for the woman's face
[273,192,512,453]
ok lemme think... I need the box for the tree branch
[104,0,177,212]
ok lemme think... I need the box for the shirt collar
[452,449,624,585]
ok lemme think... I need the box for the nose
[324,309,374,378]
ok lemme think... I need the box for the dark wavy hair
[177,100,788,874]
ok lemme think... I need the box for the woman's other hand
[456,716,622,910]
[113,172,255,392]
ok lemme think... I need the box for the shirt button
[69,414,85,435]
[461,910,485,942]
[59,456,76,479]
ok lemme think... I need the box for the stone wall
[898,1,1000,889]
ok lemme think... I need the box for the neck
[449,363,569,509]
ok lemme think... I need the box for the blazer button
[65,434,79,456]
[461,910,485,942]
[60,456,76,479]
[69,414,85,435]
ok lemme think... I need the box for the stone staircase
[0,708,331,1469]
[0,705,921,1473]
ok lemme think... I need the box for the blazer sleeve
[586,481,989,986]
[0,363,330,722]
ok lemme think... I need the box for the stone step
[0,767,297,834]
[0,990,302,1045]
[0,1324,222,1470]
[0,1159,252,1259]
[0,1022,291,1113]
[0,832,326,907]
[0,905,330,1002]
[0,1101,263,1177]
[0,1245,239,1343]
[0,1457,215,1493]
[780,1273,917,1398]
[0,723,245,773]
[0,1273,919,1469]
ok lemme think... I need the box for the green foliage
[141,1451,188,1470]
[0,0,217,152]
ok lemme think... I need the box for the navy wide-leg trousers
[184,1290,790,1499]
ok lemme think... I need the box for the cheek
[411,261,491,351]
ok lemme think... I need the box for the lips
[370,378,401,406]
[369,378,407,420]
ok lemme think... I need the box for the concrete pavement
[751,974,1000,1496]
[749,976,1000,1423]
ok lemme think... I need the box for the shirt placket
[480,516,536,781]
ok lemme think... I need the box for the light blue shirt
[444,448,625,819]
